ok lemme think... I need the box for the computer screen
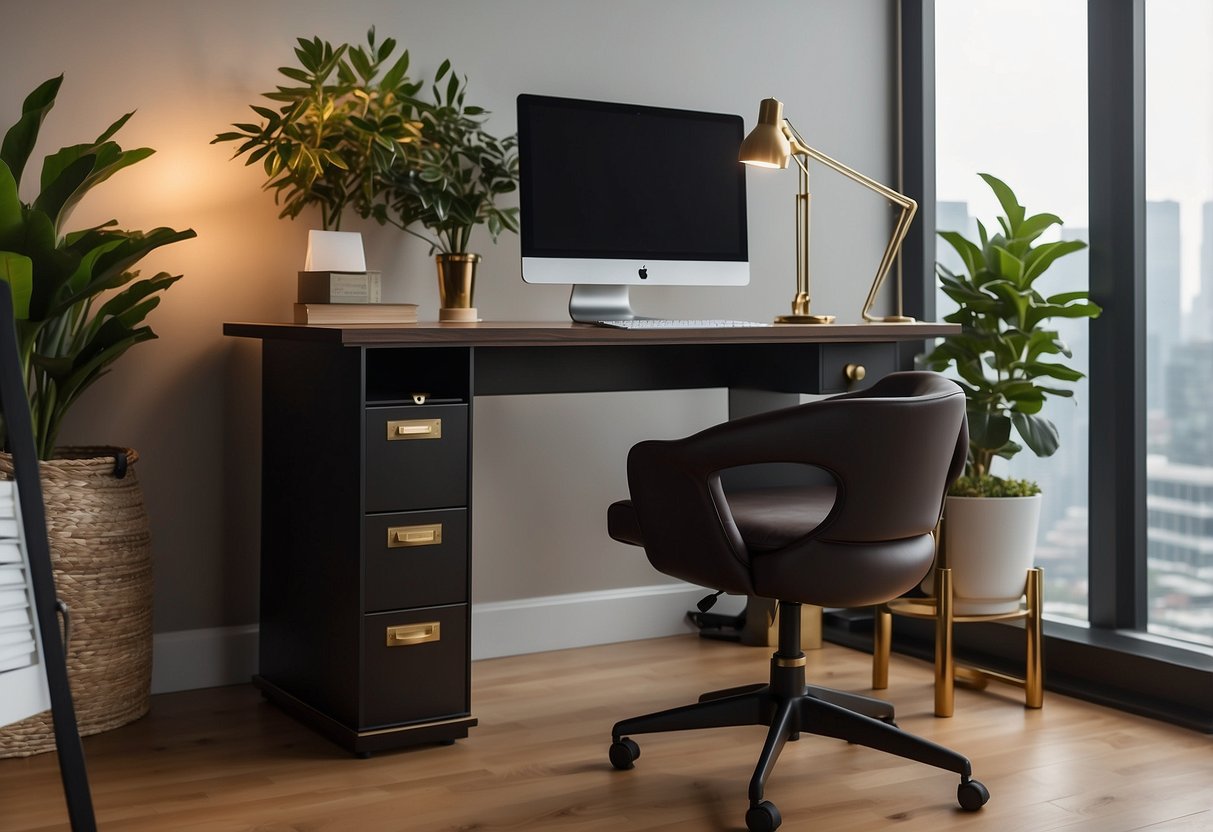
[517,94,749,320]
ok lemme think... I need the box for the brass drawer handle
[387,523,443,548]
[387,418,442,440]
[844,363,867,383]
[386,622,441,647]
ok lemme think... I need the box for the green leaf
[1024,297,1102,330]
[0,161,22,250]
[992,245,1025,283]
[938,230,982,277]
[93,274,179,325]
[48,146,156,232]
[278,66,311,83]
[1016,212,1062,243]
[33,153,96,231]
[1023,238,1087,283]
[382,49,411,89]
[979,172,1025,234]
[968,410,1012,452]
[0,75,62,186]
[0,251,33,318]
[434,58,451,83]
[348,45,373,81]
[1012,412,1060,457]
[93,111,134,145]
[1046,289,1091,305]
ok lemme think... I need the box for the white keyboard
[596,319,772,330]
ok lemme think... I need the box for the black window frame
[830,0,1213,732]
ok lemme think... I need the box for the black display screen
[518,94,748,262]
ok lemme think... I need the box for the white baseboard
[470,582,741,660]
[150,584,742,693]
[151,623,259,694]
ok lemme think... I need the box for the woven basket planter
[0,446,152,758]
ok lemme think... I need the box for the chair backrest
[804,371,967,544]
[623,372,967,599]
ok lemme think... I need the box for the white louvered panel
[0,479,50,727]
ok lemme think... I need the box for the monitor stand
[568,285,636,323]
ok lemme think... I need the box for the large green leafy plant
[924,174,1100,491]
[0,75,195,458]
[372,60,519,254]
[213,29,424,231]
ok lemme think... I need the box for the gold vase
[436,253,480,322]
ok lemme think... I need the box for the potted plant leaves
[212,28,424,269]
[0,75,195,754]
[371,60,519,321]
[922,173,1101,614]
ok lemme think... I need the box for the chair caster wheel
[957,778,990,811]
[745,800,782,831]
[609,738,640,770]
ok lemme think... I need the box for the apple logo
[638,266,648,280]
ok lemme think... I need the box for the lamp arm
[783,119,919,322]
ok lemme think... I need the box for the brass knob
[844,363,867,383]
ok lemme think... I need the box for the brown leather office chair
[605,371,988,832]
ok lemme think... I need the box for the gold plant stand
[872,567,1043,717]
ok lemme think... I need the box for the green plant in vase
[213,28,423,231]
[924,173,1101,493]
[373,60,519,253]
[372,61,519,317]
[919,173,1102,620]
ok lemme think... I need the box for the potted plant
[0,75,195,755]
[922,173,1100,613]
[213,28,423,269]
[370,60,519,320]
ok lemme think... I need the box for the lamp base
[774,313,835,324]
[867,314,916,323]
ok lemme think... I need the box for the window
[893,0,1213,730]
[935,0,1090,621]
[1145,0,1213,648]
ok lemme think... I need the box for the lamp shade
[739,98,791,169]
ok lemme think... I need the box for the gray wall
[0,1,897,631]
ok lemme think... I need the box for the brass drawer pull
[387,523,443,548]
[844,363,867,383]
[386,622,441,647]
[387,418,442,440]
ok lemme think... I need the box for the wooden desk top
[223,320,958,348]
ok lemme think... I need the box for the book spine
[297,271,382,304]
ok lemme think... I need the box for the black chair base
[609,603,989,832]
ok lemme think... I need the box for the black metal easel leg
[0,287,97,831]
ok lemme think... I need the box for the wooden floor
[2,635,1211,831]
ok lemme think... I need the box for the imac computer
[517,94,750,323]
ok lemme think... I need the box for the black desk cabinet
[254,338,477,755]
[228,321,955,756]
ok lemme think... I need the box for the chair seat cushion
[609,485,836,553]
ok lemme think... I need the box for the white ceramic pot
[921,494,1042,615]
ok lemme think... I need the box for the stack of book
[293,271,417,324]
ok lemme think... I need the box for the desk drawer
[819,343,897,394]
[366,403,468,512]
[362,604,468,729]
[364,509,468,612]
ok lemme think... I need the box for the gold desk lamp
[739,97,918,323]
